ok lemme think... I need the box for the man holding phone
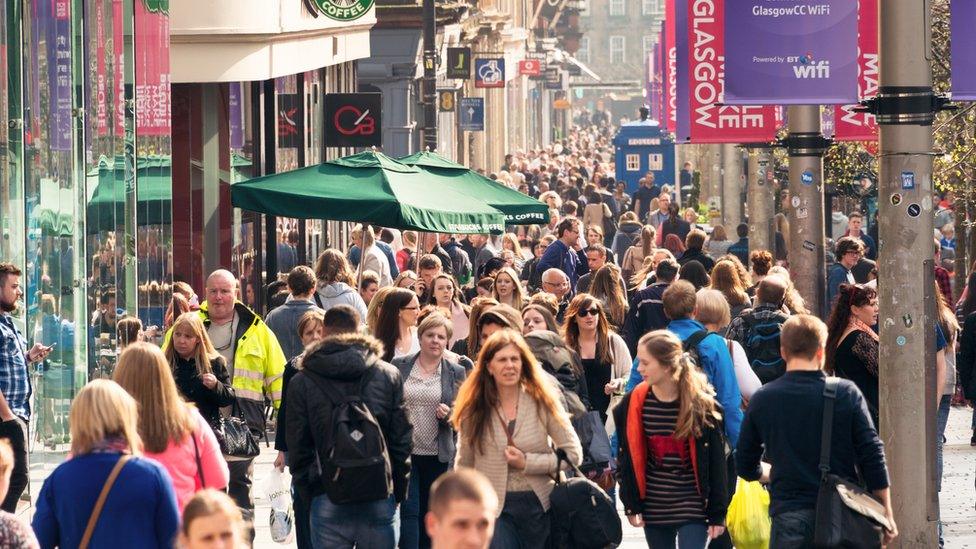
[0,262,52,512]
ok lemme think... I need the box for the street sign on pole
[459,97,484,131]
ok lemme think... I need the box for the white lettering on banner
[792,60,830,79]
[751,4,830,18]
[628,138,662,145]
[668,46,677,125]
[715,105,765,129]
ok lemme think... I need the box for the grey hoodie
[315,282,368,323]
[264,298,324,361]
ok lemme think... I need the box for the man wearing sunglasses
[826,237,864,311]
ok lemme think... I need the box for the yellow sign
[553,98,571,109]
[438,90,457,112]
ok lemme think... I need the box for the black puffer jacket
[285,333,413,503]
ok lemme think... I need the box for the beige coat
[455,388,582,514]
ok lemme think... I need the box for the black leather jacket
[285,333,413,503]
[171,355,235,427]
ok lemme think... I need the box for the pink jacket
[144,408,229,509]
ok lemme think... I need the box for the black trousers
[0,418,28,513]
[228,458,255,541]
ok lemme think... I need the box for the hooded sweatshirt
[264,298,324,360]
[314,282,368,323]
[611,220,643,261]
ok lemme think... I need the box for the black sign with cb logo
[325,93,382,147]
[447,47,471,79]
[438,90,457,112]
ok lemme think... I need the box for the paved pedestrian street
[21,403,973,547]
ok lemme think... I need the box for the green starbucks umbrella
[398,151,550,225]
[230,150,506,234]
[85,155,172,233]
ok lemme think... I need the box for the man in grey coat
[265,266,324,360]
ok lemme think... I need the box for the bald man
[168,269,286,538]
[541,268,572,322]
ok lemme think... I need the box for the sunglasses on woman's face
[577,308,600,318]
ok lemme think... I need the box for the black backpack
[548,449,622,549]
[740,311,789,384]
[303,368,393,504]
[682,329,711,370]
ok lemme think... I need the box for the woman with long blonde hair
[614,330,728,548]
[589,263,628,329]
[32,380,181,547]
[492,267,527,311]
[622,225,656,284]
[452,330,581,548]
[163,312,235,427]
[115,343,229,509]
[709,260,752,319]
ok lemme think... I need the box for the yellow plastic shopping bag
[726,477,771,549]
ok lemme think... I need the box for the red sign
[686,0,775,143]
[664,0,676,133]
[518,59,542,76]
[834,0,878,141]
[134,0,171,136]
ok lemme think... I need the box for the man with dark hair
[286,309,412,547]
[631,175,657,222]
[415,253,444,302]
[277,229,299,275]
[727,223,750,266]
[265,266,324,361]
[843,212,877,260]
[421,233,454,278]
[727,275,791,384]
[537,217,582,288]
[470,235,498,282]
[660,280,742,445]
[678,228,715,272]
[737,315,896,547]
[826,237,864,309]
[574,244,608,294]
[322,304,361,335]
[0,263,52,512]
[426,469,499,549]
[622,258,679,356]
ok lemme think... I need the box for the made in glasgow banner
[952,0,976,99]
[685,0,776,143]
[834,0,877,141]
[724,0,859,105]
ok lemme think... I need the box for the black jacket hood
[299,332,385,381]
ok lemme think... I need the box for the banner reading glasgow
[724,0,858,105]
[834,0,877,141]
[675,0,690,142]
[686,0,776,143]
[951,1,976,99]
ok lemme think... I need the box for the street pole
[785,105,828,318]
[421,0,437,151]
[874,0,941,545]
[721,143,742,228]
[746,145,774,254]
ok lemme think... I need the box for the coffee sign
[307,0,374,21]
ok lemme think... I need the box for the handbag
[548,448,622,549]
[813,378,891,548]
[79,455,131,549]
[212,400,260,458]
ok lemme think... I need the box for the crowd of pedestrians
[3,120,968,548]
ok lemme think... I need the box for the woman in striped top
[613,330,729,548]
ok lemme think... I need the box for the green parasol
[398,151,550,225]
[86,155,172,233]
[231,150,506,234]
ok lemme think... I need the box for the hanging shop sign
[724,0,858,105]
[953,0,976,98]
[438,90,457,112]
[834,0,878,141]
[519,60,542,77]
[684,0,776,143]
[459,97,485,131]
[307,0,375,21]
[447,48,471,80]
[544,69,563,90]
[278,93,301,148]
[475,58,506,88]
[325,93,382,147]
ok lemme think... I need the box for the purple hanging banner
[674,0,690,142]
[229,83,244,150]
[952,1,976,99]
[724,0,858,105]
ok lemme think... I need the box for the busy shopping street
[0,0,975,548]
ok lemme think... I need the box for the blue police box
[612,119,675,195]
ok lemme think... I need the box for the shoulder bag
[79,455,131,549]
[813,378,891,548]
[212,399,260,458]
[192,430,206,489]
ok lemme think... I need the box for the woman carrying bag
[451,329,582,549]
[32,380,180,548]
[614,330,728,549]
[164,312,236,429]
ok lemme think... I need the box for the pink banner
[833,0,877,141]
[113,0,124,137]
[134,0,171,136]
[686,0,776,143]
[95,0,107,136]
[664,0,676,133]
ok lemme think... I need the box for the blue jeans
[399,455,448,549]
[642,521,708,549]
[770,509,816,548]
[310,493,396,549]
